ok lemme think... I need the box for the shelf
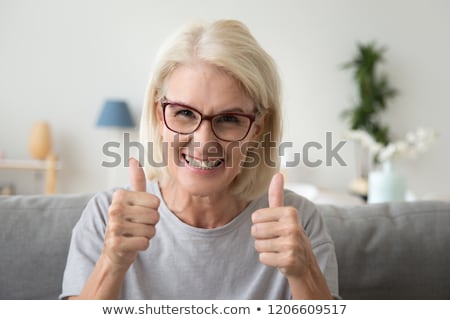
[0,159,61,170]
[0,156,61,194]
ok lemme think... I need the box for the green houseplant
[343,43,437,201]
[342,42,398,198]
[341,42,398,146]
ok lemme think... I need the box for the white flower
[346,127,437,162]
[345,130,383,153]
[378,144,396,162]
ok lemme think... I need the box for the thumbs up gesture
[251,173,313,279]
[103,158,160,271]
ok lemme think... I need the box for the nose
[191,119,225,159]
[192,119,217,144]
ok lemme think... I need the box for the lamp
[96,100,135,189]
[96,100,134,128]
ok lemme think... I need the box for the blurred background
[0,0,448,200]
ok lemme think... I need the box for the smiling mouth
[183,154,223,170]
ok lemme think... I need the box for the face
[157,62,263,197]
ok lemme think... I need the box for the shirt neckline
[147,180,262,237]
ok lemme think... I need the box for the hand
[251,173,313,279]
[102,158,160,271]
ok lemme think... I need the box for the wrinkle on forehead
[163,61,254,114]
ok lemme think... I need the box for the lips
[183,154,223,170]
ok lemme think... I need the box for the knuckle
[253,208,264,215]
[152,211,160,224]
[285,206,299,219]
[142,210,156,225]
[258,252,267,264]
[137,238,150,251]
[251,209,264,222]
[113,189,128,202]
[251,212,258,223]
[108,203,125,219]
[283,224,301,237]
[250,224,257,237]
[281,237,294,249]
[254,240,263,251]
[147,226,156,239]
[107,220,123,235]
[151,196,161,208]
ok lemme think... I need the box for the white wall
[1,0,449,197]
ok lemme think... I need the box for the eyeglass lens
[163,103,253,141]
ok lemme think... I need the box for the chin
[168,167,235,197]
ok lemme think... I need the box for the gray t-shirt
[60,180,339,299]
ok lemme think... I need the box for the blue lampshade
[96,100,135,128]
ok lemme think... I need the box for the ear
[250,112,268,139]
[156,103,163,121]
[156,104,164,134]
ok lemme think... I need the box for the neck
[160,182,248,229]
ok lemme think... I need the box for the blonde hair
[140,19,282,200]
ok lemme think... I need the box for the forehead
[163,62,253,113]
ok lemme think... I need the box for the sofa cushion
[318,201,450,299]
[0,193,92,299]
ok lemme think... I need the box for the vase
[28,121,52,160]
[368,161,406,203]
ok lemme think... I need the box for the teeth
[185,155,221,169]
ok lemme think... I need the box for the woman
[61,19,338,299]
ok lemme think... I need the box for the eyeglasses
[160,97,256,142]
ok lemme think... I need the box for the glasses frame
[160,97,257,142]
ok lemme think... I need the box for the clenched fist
[102,158,160,271]
[251,173,313,279]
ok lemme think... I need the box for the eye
[175,109,196,118]
[216,114,240,124]
[167,104,198,120]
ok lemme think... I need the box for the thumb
[129,158,146,192]
[268,172,284,208]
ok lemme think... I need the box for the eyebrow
[220,106,247,113]
[163,97,250,114]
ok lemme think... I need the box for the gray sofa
[1,193,449,299]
